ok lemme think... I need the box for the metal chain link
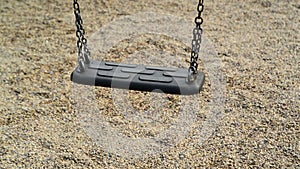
[188,0,204,81]
[73,0,90,72]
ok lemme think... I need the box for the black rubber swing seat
[71,60,205,95]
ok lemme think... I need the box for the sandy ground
[0,0,299,168]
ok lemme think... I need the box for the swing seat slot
[71,60,205,95]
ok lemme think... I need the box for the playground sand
[0,0,299,168]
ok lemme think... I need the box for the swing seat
[71,60,205,95]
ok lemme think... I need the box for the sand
[0,0,299,168]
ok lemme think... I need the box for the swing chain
[73,0,203,77]
[188,0,204,81]
[73,0,90,72]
